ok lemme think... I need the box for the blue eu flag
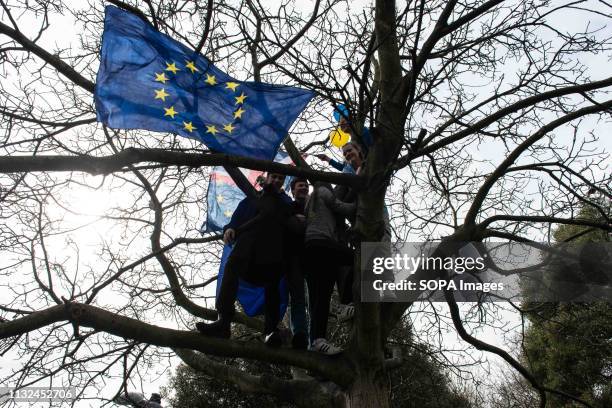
[95,6,315,160]
[217,244,288,318]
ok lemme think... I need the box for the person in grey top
[304,182,356,355]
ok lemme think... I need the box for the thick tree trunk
[342,370,391,408]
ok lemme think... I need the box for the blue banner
[95,6,314,160]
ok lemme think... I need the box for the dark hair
[290,177,308,192]
[265,172,286,179]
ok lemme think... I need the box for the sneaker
[291,331,309,350]
[264,330,282,348]
[336,303,355,322]
[310,338,342,355]
[195,319,231,339]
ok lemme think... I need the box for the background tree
[523,302,612,407]
[0,0,611,407]
[511,201,611,407]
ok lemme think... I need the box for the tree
[1,0,611,407]
[164,315,475,407]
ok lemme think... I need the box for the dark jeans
[217,254,282,334]
[286,254,308,336]
[304,240,353,340]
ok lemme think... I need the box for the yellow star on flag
[225,82,239,91]
[155,72,169,83]
[165,62,180,74]
[224,210,232,217]
[205,74,217,85]
[224,123,235,133]
[235,92,247,104]
[216,194,225,203]
[164,106,178,118]
[206,125,218,135]
[185,61,198,73]
[154,88,169,101]
[183,121,196,132]
[233,107,245,119]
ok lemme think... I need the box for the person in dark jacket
[196,173,293,347]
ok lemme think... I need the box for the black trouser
[336,265,354,305]
[304,240,353,340]
[217,254,283,334]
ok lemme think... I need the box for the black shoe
[264,330,282,348]
[195,319,231,339]
[291,331,308,350]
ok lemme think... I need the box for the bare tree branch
[444,290,594,408]
[395,76,612,167]
[465,99,612,225]
[0,21,95,93]
[256,0,322,69]
[0,303,355,386]
[0,148,362,188]
[175,348,341,408]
